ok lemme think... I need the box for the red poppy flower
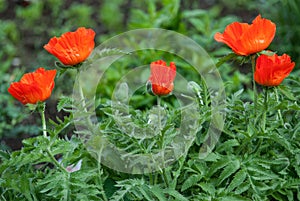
[149,60,176,96]
[254,53,295,86]
[44,27,95,66]
[8,68,57,105]
[214,15,276,56]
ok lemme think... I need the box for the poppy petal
[8,68,57,105]
[254,53,295,86]
[44,27,95,66]
[214,15,276,56]
[148,60,176,96]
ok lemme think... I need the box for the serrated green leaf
[271,192,288,201]
[269,158,290,173]
[216,139,240,153]
[0,150,10,160]
[253,180,277,191]
[282,179,300,188]
[57,96,73,112]
[207,156,231,177]
[219,195,251,201]
[247,165,279,180]
[203,152,221,162]
[149,185,167,201]
[181,174,202,191]
[278,85,296,101]
[110,179,145,201]
[137,185,153,201]
[216,53,238,68]
[163,189,189,201]
[234,180,250,194]
[286,189,294,201]
[233,89,244,97]
[199,182,215,195]
[217,159,240,185]
[20,174,34,201]
[266,133,292,154]
[226,169,247,192]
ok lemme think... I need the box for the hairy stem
[39,103,68,173]
[39,103,48,138]
[77,69,87,113]
[274,87,284,126]
[76,69,107,200]
[157,96,169,188]
[262,87,268,132]
[251,55,258,116]
[97,146,108,201]
[157,96,162,137]
[46,147,68,173]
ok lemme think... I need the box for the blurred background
[0,0,299,151]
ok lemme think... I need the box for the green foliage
[0,98,107,200]
[128,0,180,29]
[16,1,44,26]
[182,6,238,50]
[0,20,19,73]
[2,76,299,200]
[0,0,6,12]
[110,179,190,201]
[1,0,299,200]
[99,0,124,32]
[64,3,95,28]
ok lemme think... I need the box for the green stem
[75,69,95,133]
[157,96,162,137]
[75,69,107,200]
[39,102,68,173]
[157,97,165,149]
[251,55,258,116]
[262,87,268,132]
[149,173,154,185]
[253,87,268,155]
[97,146,108,201]
[46,147,68,173]
[171,155,187,189]
[274,87,284,126]
[154,173,158,185]
[162,168,169,188]
[39,103,47,138]
[65,173,71,201]
[77,69,87,113]
[156,96,169,188]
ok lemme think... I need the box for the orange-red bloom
[149,60,176,96]
[44,27,95,66]
[254,53,295,86]
[8,68,57,105]
[214,15,276,56]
